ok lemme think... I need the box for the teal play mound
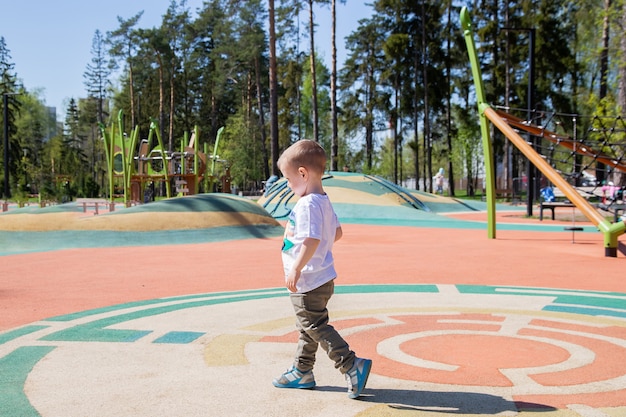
[0,194,282,255]
[258,172,521,226]
[0,193,279,231]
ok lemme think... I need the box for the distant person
[272,139,372,399]
[602,181,620,203]
[264,175,279,197]
[434,167,445,194]
[540,186,555,202]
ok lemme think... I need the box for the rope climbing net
[494,105,626,209]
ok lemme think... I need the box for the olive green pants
[289,279,355,374]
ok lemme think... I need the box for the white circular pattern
[0,284,624,416]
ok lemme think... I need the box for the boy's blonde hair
[277,140,327,174]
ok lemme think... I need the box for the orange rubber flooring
[1,211,622,333]
[3,207,626,416]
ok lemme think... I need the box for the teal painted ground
[1,284,625,417]
[0,174,597,256]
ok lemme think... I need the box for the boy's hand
[285,237,320,293]
[286,268,300,292]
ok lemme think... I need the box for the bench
[495,189,514,200]
[481,189,514,201]
[539,201,575,221]
[613,204,626,222]
[38,200,58,208]
[75,198,113,215]
[598,203,626,222]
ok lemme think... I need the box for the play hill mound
[0,194,282,255]
[0,194,279,232]
[258,171,506,226]
[0,174,524,255]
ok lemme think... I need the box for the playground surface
[1,175,625,417]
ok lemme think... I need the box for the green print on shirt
[282,218,295,252]
[282,238,294,252]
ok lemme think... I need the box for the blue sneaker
[272,366,316,389]
[345,357,372,399]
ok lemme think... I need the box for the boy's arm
[334,226,343,242]
[286,237,320,292]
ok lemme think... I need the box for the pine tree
[107,12,144,128]
[269,0,280,176]
[84,30,111,124]
[340,16,388,172]
[0,36,21,198]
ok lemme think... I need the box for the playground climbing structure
[460,7,626,257]
[99,111,229,206]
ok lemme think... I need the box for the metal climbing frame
[460,7,625,257]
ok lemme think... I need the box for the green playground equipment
[460,7,625,257]
[99,110,228,206]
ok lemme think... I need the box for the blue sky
[0,1,374,119]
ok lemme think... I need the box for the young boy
[272,139,372,399]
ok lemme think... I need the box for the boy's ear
[298,166,308,178]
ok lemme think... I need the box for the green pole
[212,127,224,177]
[126,125,140,203]
[104,122,116,204]
[99,123,111,203]
[117,110,129,206]
[204,142,209,193]
[209,127,224,193]
[460,7,496,239]
[150,120,171,198]
[181,132,187,180]
[194,125,199,194]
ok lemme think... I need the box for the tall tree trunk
[413,33,420,190]
[600,0,611,100]
[155,54,166,150]
[597,0,611,184]
[618,2,626,117]
[393,90,398,184]
[330,0,338,170]
[169,67,175,152]
[128,61,136,128]
[366,61,374,171]
[255,56,270,179]
[268,0,279,176]
[445,0,454,196]
[308,0,319,142]
[421,0,432,192]
[503,2,511,193]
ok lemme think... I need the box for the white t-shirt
[281,193,340,293]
